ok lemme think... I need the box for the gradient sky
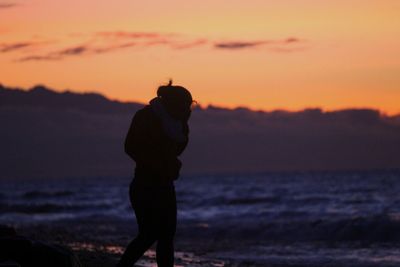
[1,0,399,114]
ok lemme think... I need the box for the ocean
[1,170,400,266]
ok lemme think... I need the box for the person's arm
[124,109,163,166]
[176,122,189,156]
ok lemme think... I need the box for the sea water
[1,170,400,266]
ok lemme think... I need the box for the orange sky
[1,0,399,114]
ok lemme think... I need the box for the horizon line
[1,82,399,117]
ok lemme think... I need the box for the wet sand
[14,218,253,267]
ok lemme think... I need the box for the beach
[15,217,232,267]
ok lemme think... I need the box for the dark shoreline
[5,215,400,267]
[10,218,242,267]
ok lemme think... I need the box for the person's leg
[116,185,157,267]
[155,186,177,267]
[116,231,156,267]
[156,234,174,267]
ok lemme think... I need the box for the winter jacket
[124,105,189,186]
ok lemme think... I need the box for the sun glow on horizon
[1,0,399,114]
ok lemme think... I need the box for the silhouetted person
[116,80,193,267]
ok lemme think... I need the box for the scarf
[149,97,187,143]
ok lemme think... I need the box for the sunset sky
[1,0,399,114]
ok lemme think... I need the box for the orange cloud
[15,31,304,61]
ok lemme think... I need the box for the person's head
[157,80,193,121]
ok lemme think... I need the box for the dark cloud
[18,41,139,61]
[0,3,17,9]
[16,32,304,62]
[96,32,301,50]
[92,42,137,53]
[17,32,206,61]
[214,41,268,49]
[285,37,301,43]
[59,45,87,55]
[214,38,303,50]
[96,31,206,49]
[0,42,35,52]
[1,40,55,57]
[17,31,168,61]
[18,55,60,62]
